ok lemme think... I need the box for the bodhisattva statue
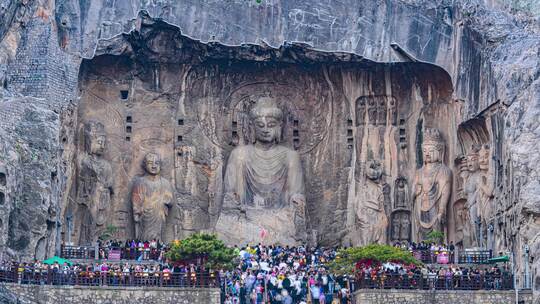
[355,159,388,245]
[413,128,452,241]
[131,152,173,241]
[77,121,113,245]
[217,96,307,245]
[464,147,481,246]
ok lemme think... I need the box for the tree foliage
[165,233,238,270]
[328,244,421,276]
[424,230,445,244]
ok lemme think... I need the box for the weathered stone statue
[394,177,408,209]
[77,121,113,245]
[355,159,388,245]
[216,96,307,245]
[464,146,481,246]
[413,128,452,241]
[131,152,173,241]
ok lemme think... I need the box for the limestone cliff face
[0,0,538,297]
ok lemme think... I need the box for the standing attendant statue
[131,152,173,241]
[77,121,113,245]
[413,128,452,241]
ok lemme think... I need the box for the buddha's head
[467,146,480,172]
[249,96,283,144]
[143,152,161,176]
[422,128,445,164]
[84,121,106,156]
[479,144,490,170]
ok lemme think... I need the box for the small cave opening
[0,172,5,186]
[0,192,4,205]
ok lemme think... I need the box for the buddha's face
[253,116,281,144]
[144,154,161,175]
[467,154,479,172]
[89,135,106,156]
[422,143,442,164]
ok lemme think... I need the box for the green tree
[99,224,119,241]
[424,230,445,244]
[165,233,238,270]
[328,244,421,276]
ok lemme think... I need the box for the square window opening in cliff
[293,130,299,137]
[347,119,353,127]
[293,119,299,127]
[126,126,132,133]
[347,138,354,144]
[120,90,129,100]
[126,116,132,123]
[177,135,183,142]
[178,119,184,126]
[0,192,4,205]
[232,121,238,129]
[347,129,353,137]
[125,136,131,142]
[0,172,5,187]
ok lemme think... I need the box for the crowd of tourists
[97,239,168,261]
[393,241,456,264]
[221,244,351,304]
[0,259,216,288]
[355,263,513,291]
[1,239,514,304]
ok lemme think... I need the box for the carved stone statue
[463,146,482,247]
[413,128,452,241]
[355,159,388,245]
[478,144,495,214]
[394,177,408,209]
[131,152,173,241]
[356,97,366,126]
[216,96,307,245]
[77,121,113,245]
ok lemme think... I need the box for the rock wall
[0,0,538,299]
[354,289,533,304]
[0,283,220,304]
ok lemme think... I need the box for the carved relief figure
[224,96,305,210]
[218,96,306,244]
[367,98,377,125]
[131,152,173,241]
[478,144,495,216]
[377,97,387,125]
[463,146,481,247]
[388,97,398,126]
[413,128,452,241]
[356,97,366,126]
[77,121,113,245]
[356,159,388,245]
[394,177,408,209]
[391,211,411,242]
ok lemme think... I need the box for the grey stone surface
[0,283,220,304]
[354,289,533,304]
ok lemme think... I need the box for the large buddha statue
[413,128,452,241]
[131,152,173,241]
[216,96,307,245]
[77,121,113,245]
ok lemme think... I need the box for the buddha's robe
[413,164,452,238]
[224,145,305,209]
[131,176,173,240]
